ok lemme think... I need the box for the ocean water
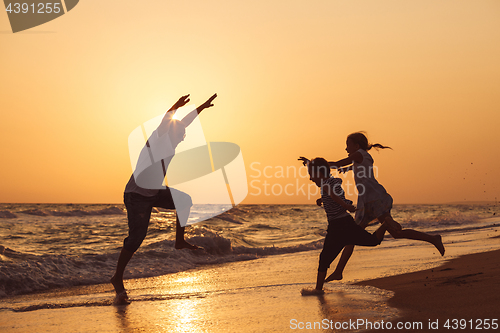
[0,203,499,298]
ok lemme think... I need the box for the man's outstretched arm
[181,93,217,127]
[168,94,191,113]
[197,93,217,114]
[156,95,192,137]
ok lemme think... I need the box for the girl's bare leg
[381,214,445,256]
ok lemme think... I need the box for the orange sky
[1,0,499,204]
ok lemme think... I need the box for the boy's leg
[381,214,445,256]
[301,250,342,296]
[327,218,372,282]
[301,270,326,295]
[325,245,353,282]
[314,271,327,292]
[302,228,345,295]
[374,223,387,241]
[304,232,344,293]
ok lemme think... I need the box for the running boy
[300,158,387,296]
[300,132,444,283]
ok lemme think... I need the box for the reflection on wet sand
[2,250,405,333]
[112,269,221,332]
[107,256,396,333]
[316,285,397,332]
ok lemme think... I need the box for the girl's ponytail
[348,132,392,151]
[369,143,392,151]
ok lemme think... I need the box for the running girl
[300,158,387,295]
[299,132,444,282]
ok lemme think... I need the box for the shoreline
[356,248,500,332]
[1,246,500,332]
[2,208,499,333]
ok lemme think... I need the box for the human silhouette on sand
[111,93,217,305]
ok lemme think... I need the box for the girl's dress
[353,149,393,224]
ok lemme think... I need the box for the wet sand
[1,228,499,332]
[0,250,397,333]
[357,248,500,332]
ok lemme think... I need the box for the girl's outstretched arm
[328,151,363,169]
[337,165,352,174]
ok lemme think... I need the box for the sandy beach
[0,250,397,333]
[2,222,499,333]
[357,247,500,332]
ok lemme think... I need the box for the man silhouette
[111,93,217,304]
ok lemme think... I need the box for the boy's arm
[323,184,356,212]
[298,156,309,166]
[329,193,356,212]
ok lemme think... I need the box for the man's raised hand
[169,94,191,112]
[198,93,217,113]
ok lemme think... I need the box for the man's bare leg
[110,247,134,304]
[110,247,133,293]
[174,214,199,250]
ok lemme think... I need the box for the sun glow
[1,0,499,204]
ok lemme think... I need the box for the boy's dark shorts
[123,188,192,253]
[318,214,381,272]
